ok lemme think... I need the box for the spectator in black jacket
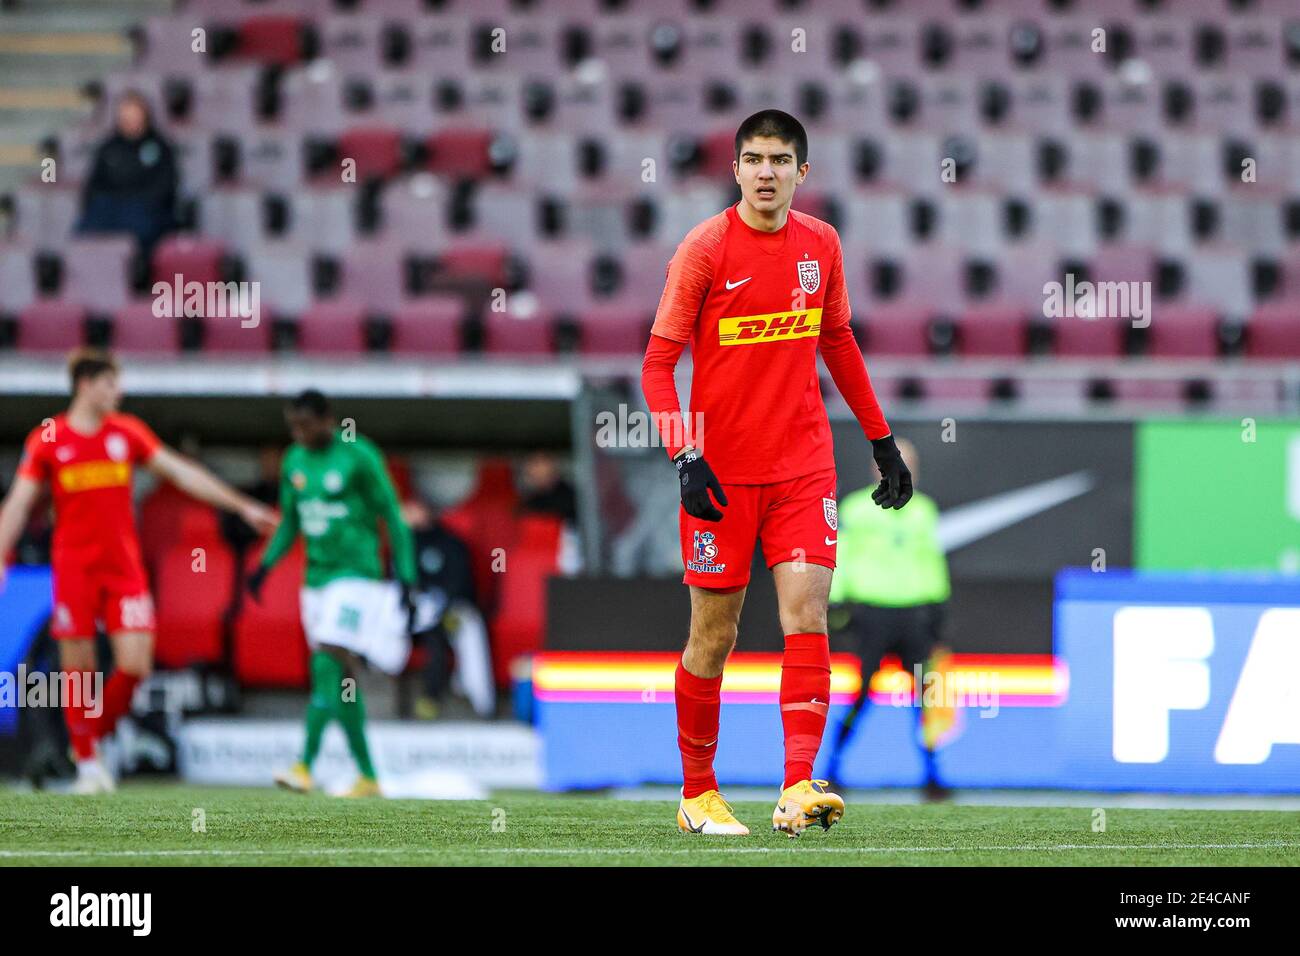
[77,90,178,257]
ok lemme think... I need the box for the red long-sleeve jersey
[640,203,890,485]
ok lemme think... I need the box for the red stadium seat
[297,300,368,354]
[237,15,307,67]
[390,297,463,355]
[863,304,932,357]
[144,493,237,670]
[484,309,554,355]
[956,305,1029,357]
[337,126,405,181]
[1054,316,1127,358]
[152,235,226,287]
[578,307,651,355]
[436,243,511,287]
[1147,306,1221,359]
[426,129,495,179]
[16,300,86,352]
[234,543,309,688]
[113,300,181,354]
[441,458,519,616]
[1246,302,1300,359]
[488,514,562,686]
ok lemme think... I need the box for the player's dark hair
[289,389,331,418]
[734,109,808,166]
[67,348,118,394]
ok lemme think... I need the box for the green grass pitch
[1,784,1297,866]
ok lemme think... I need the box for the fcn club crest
[823,497,837,531]
[798,259,821,294]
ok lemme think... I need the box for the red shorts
[51,562,155,639]
[680,467,838,589]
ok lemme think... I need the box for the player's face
[733,136,808,215]
[79,371,121,414]
[286,409,334,450]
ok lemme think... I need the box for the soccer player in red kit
[0,349,276,793]
[641,110,913,836]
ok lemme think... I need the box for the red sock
[780,632,831,789]
[88,670,141,740]
[675,661,722,799]
[61,670,96,761]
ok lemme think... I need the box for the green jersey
[829,488,950,608]
[261,430,416,589]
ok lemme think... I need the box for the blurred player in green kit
[247,390,417,798]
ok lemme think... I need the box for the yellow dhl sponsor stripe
[718,308,822,345]
[57,461,130,493]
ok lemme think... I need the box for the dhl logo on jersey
[718,308,822,346]
[57,460,131,493]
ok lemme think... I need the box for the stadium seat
[1246,301,1300,359]
[244,240,314,315]
[16,301,87,352]
[296,300,368,354]
[201,303,271,353]
[956,305,1030,357]
[142,489,237,670]
[862,304,933,357]
[523,239,597,313]
[1147,306,1222,359]
[390,297,464,355]
[577,306,652,355]
[337,125,405,181]
[113,300,182,355]
[426,128,497,179]
[233,543,309,689]
[317,13,386,74]
[199,186,266,255]
[1054,316,1128,358]
[279,66,352,137]
[434,242,511,287]
[185,66,263,135]
[12,184,80,248]
[483,308,554,355]
[371,70,440,136]
[338,239,413,312]
[230,129,305,193]
[152,235,227,286]
[0,242,37,314]
[488,513,562,687]
[236,15,309,67]
[287,185,358,254]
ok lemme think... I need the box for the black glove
[246,565,268,604]
[675,448,728,522]
[871,434,913,510]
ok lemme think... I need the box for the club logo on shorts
[823,497,838,531]
[105,433,129,462]
[798,259,821,294]
[687,530,726,574]
[54,603,73,632]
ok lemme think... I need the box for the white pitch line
[0,842,1296,860]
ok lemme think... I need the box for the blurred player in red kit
[0,349,276,793]
[641,111,913,836]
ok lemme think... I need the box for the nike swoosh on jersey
[724,277,752,290]
[825,536,837,546]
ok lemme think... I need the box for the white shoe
[73,756,116,795]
